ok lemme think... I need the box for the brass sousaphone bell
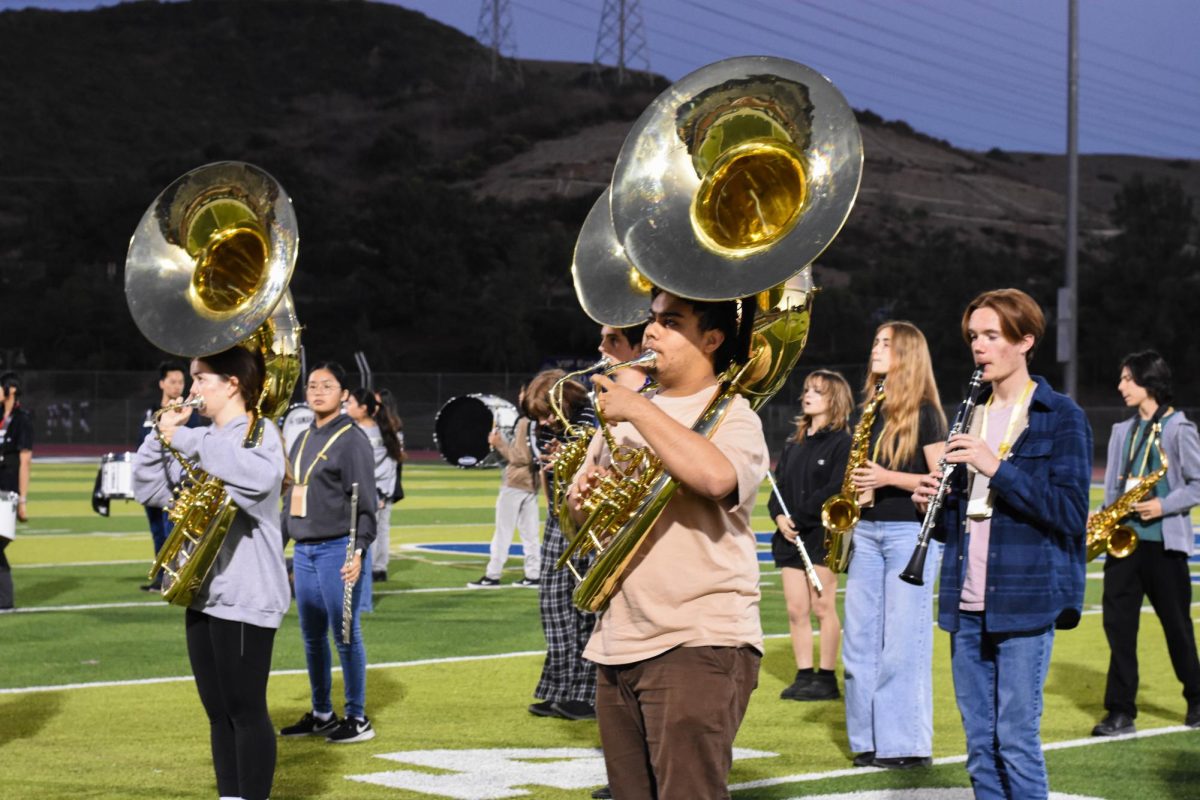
[563,56,864,611]
[125,161,302,606]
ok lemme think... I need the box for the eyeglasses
[306,382,340,393]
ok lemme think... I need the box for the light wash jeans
[842,519,939,757]
[951,612,1055,800]
[485,485,540,580]
[293,536,370,719]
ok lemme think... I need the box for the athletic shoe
[1091,711,1136,736]
[1186,704,1200,728]
[528,700,560,717]
[139,583,162,593]
[514,576,540,587]
[790,672,840,702]
[851,751,876,768]
[326,715,376,743]
[591,787,612,799]
[550,700,596,720]
[873,756,932,769]
[467,576,502,588]
[779,670,813,700]
[280,711,339,737]
[372,569,388,583]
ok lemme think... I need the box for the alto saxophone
[820,380,885,573]
[1085,421,1167,561]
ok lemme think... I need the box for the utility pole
[593,0,650,86]
[1058,0,1079,398]
[476,0,522,86]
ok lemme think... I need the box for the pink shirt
[960,404,1015,611]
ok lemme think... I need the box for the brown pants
[597,645,760,800]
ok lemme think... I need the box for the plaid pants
[534,513,598,703]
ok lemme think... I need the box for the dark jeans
[0,537,11,608]
[1102,539,1200,716]
[185,609,278,800]
[145,505,171,585]
[597,645,760,800]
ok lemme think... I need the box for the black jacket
[768,428,852,533]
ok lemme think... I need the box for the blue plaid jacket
[934,376,1093,634]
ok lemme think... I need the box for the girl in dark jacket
[768,370,853,701]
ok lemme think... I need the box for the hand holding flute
[767,473,823,596]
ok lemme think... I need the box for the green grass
[3,462,1199,799]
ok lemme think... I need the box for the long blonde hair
[861,321,945,467]
[791,370,853,443]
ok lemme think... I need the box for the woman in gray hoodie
[133,346,289,800]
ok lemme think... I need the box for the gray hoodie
[133,415,290,629]
[281,413,377,553]
[1103,410,1200,555]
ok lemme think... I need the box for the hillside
[0,0,1195,400]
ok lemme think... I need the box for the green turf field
[2,461,1198,800]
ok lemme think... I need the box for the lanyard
[1122,406,1169,482]
[293,423,354,486]
[980,380,1035,458]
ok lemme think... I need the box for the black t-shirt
[861,402,946,522]
[0,405,34,492]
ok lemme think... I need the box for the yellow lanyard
[293,423,354,486]
[980,380,1035,458]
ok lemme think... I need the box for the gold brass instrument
[821,380,884,573]
[127,161,301,607]
[1085,422,1167,561]
[561,55,862,613]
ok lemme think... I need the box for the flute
[767,472,823,596]
[341,482,359,645]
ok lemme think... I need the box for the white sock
[313,710,333,722]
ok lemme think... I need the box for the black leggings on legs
[186,608,278,800]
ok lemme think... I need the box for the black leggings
[185,609,278,800]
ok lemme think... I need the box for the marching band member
[843,321,947,769]
[1091,350,1200,736]
[915,288,1091,800]
[569,289,767,799]
[132,347,289,800]
[279,361,378,744]
[769,369,852,702]
[0,372,33,610]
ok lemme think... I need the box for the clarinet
[899,367,985,586]
[341,482,360,645]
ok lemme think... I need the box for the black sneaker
[139,583,162,593]
[1187,704,1200,729]
[550,700,596,720]
[1091,711,1136,737]
[528,700,560,717]
[591,787,613,799]
[873,756,932,769]
[467,576,502,588]
[326,715,376,743]
[780,670,813,700]
[280,711,339,737]
[372,569,388,583]
[851,751,876,768]
[791,672,840,702]
[514,576,540,587]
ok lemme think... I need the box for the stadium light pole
[1059,0,1079,398]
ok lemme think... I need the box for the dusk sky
[5,0,1199,159]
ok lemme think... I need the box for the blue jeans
[145,506,172,585]
[293,537,370,719]
[951,612,1055,800]
[842,519,939,757]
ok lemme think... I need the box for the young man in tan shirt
[570,289,768,799]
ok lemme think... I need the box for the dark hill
[0,0,1196,402]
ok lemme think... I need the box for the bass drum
[281,402,314,454]
[434,394,518,468]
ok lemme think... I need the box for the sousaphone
[563,56,863,612]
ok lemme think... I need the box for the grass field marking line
[16,559,147,569]
[3,600,165,613]
[729,724,1194,793]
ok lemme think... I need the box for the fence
[13,370,1191,464]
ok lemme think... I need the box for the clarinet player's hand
[912,470,942,514]
[944,432,1001,477]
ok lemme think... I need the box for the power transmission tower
[593,0,650,86]
[476,0,522,85]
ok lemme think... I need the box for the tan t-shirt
[580,385,769,665]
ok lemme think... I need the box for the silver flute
[899,366,986,586]
[767,472,823,596]
[341,482,359,645]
